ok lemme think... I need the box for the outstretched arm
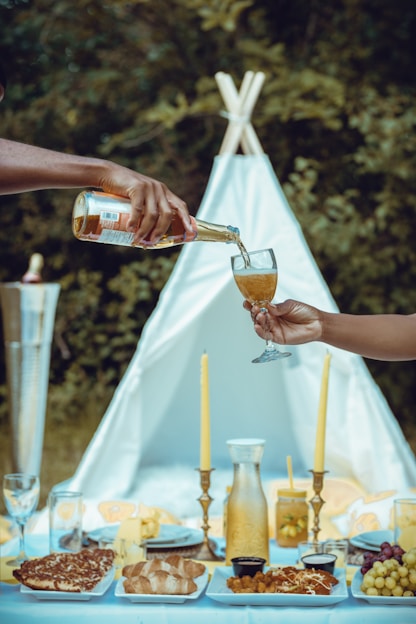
[0,138,192,244]
[244,299,416,361]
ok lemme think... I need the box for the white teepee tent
[63,72,416,523]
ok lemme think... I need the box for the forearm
[0,139,108,193]
[320,311,416,361]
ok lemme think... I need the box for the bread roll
[122,559,172,578]
[164,554,206,578]
[123,570,197,595]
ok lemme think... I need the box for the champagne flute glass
[231,248,291,363]
[3,473,40,566]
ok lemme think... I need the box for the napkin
[138,503,181,528]
[0,556,28,584]
[137,505,161,539]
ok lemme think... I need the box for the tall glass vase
[225,438,270,565]
[0,282,60,476]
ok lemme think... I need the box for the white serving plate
[351,569,416,605]
[19,566,115,601]
[356,530,393,547]
[115,567,208,603]
[88,524,201,548]
[350,529,393,552]
[206,566,348,607]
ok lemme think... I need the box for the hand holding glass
[3,473,40,566]
[231,248,291,363]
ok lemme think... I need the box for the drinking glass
[3,472,40,566]
[231,248,291,363]
[48,490,83,554]
[323,539,349,569]
[394,498,416,551]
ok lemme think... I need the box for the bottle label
[73,193,200,248]
[100,211,122,225]
[97,209,134,244]
[99,229,135,245]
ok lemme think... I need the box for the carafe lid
[227,438,265,463]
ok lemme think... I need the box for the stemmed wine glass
[231,248,291,363]
[3,473,40,566]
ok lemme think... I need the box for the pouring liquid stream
[237,239,251,268]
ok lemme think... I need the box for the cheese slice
[114,517,145,576]
[116,516,143,542]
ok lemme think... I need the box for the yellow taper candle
[313,351,331,472]
[200,352,211,470]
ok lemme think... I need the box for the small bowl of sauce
[231,556,266,577]
[301,553,337,574]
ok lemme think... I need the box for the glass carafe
[225,438,269,564]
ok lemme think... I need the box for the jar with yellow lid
[275,488,308,547]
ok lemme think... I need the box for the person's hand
[243,299,323,345]
[99,163,193,245]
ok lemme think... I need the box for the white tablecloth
[1,535,414,624]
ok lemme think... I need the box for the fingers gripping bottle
[72,191,241,249]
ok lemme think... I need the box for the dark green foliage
[0,0,415,447]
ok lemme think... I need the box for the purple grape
[360,541,406,573]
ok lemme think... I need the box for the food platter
[19,567,115,601]
[88,524,203,549]
[351,569,416,605]
[206,567,348,607]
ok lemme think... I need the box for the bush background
[0,0,415,506]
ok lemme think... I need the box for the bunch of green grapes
[360,547,416,597]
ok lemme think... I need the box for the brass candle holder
[309,469,328,545]
[193,468,224,561]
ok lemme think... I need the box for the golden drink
[225,439,270,565]
[226,493,270,564]
[233,270,277,304]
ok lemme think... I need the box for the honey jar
[275,488,308,547]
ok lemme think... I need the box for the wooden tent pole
[215,71,265,155]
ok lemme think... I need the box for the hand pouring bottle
[72,190,242,249]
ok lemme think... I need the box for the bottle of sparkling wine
[72,190,242,250]
[21,253,44,283]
